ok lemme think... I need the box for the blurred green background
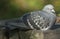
[0,0,60,19]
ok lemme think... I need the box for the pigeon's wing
[30,11,48,30]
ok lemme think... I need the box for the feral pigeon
[0,4,56,31]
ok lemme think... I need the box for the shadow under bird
[0,4,56,31]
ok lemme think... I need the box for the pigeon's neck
[42,10,56,16]
[42,10,50,13]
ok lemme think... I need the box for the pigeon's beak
[52,9,55,13]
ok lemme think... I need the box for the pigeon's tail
[0,20,6,25]
[0,20,8,29]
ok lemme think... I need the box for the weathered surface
[0,28,60,39]
[44,29,60,39]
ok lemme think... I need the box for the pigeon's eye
[50,9,52,10]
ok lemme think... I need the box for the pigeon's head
[42,4,55,13]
